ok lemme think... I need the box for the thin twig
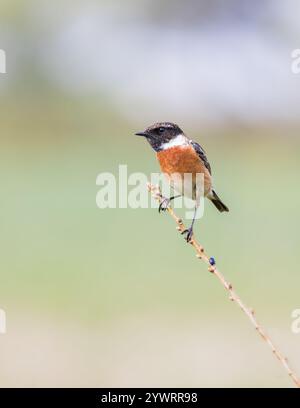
[148,183,300,388]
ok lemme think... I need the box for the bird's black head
[135,122,184,152]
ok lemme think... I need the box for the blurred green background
[0,0,300,387]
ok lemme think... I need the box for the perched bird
[136,122,229,242]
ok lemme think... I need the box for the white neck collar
[161,134,188,150]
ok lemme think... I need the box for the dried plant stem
[148,183,300,388]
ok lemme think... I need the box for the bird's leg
[159,194,181,213]
[181,204,198,242]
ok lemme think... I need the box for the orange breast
[157,146,212,196]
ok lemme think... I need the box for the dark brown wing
[189,140,212,175]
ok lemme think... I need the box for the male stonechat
[136,122,229,242]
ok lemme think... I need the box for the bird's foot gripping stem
[158,196,173,213]
[158,197,171,213]
[158,194,181,213]
[181,227,194,243]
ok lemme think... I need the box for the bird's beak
[135,131,148,137]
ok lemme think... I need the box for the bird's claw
[159,197,171,213]
[181,227,194,243]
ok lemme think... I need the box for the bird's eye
[158,127,165,134]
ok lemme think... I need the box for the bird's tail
[209,190,229,213]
